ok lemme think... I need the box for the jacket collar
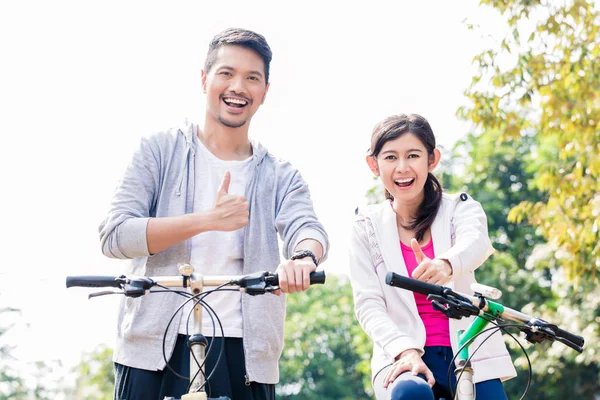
[367,202,419,314]
[365,198,454,309]
[180,120,269,164]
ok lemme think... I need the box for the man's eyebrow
[216,65,264,78]
[247,70,264,78]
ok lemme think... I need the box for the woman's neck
[391,196,422,224]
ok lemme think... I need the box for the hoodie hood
[179,120,269,164]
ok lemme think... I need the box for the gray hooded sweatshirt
[99,122,329,384]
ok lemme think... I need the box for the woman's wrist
[434,258,453,276]
[396,348,419,361]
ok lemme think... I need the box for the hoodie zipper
[241,161,261,385]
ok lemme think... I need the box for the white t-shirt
[178,139,253,337]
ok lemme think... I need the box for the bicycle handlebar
[553,326,584,348]
[385,271,446,297]
[66,270,326,292]
[385,272,585,352]
[66,275,126,289]
[268,270,326,286]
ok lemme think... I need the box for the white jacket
[349,192,517,384]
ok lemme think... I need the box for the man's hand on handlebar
[274,257,317,295]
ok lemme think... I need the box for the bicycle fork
[453,356,474,400]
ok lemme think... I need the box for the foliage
[0,304,67,399]
[450,130,544,268]
[278,274,374,399]
[452,0,600,396]
[459,0,600,283]
[72,344,114,400]
[0,305,27,400]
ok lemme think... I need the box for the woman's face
[367,132,440,204]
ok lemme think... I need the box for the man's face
[202,45,270,129]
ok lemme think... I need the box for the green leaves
[71,345,114,400]
[464,0,600,283]
[454,0,600,397]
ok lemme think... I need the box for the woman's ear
[429,148,442,172]
[366,155,380,176]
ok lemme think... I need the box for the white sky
[0,0,503,385]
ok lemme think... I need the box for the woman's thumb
[411,238,426,263]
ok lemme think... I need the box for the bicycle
[385,271,585,400]
[66,264,326,400]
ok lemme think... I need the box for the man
[99,28,328,400]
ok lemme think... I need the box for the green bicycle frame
[457,300,505,362]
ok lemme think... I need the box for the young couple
[99,28,516,400]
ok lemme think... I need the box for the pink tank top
[400,238,451,347]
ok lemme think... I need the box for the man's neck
[199,123,253,161]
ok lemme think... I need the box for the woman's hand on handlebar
[274,257,317,295]
[410,238,453,286]
[384,349,435,388]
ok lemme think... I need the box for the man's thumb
[217,171,231,195]
[411,238,425,263]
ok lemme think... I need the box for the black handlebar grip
[385,272,445,296]
[308,270,326,285]
[271,270,326,286]
[66,276,122,289]
[555,327,585,348]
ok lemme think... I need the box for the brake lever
[242,281,280,296]
[88,290,124,299]
[555,336,584,353]
[265,285,279,293]
[429,294,480,319]
[519,321,557,345]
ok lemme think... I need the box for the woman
[348,114,516,400]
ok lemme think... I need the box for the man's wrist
[290,249,319,266]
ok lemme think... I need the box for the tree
[0,303,66,400]
[72,344,114,400]
[278,274,374,399]
[455,0,600,396]
[443,131,599,398]
[459,0,600,283]
[0,305,27,400]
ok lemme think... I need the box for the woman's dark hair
[204,28,273,83]
[368,113,443,242]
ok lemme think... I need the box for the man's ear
[366,155,380,176]
[429,148,442,172]
[201,70,207,93]
[261,82,270,104]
